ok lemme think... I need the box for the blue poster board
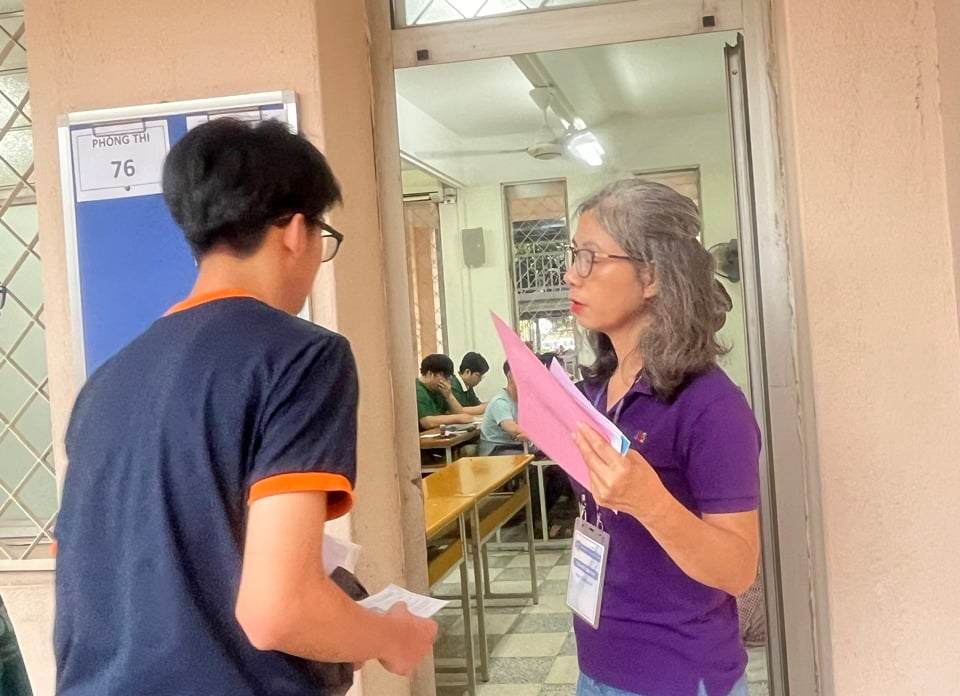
[58,92,298,379]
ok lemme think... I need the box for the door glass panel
[393,0,632,28]
[397,30,777,695]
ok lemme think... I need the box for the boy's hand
[377,603,438,676]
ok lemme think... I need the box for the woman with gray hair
[565,179,760,696]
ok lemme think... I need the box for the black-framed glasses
[565,244,646,278]
[0,284,6,311]
[315,220,343,263]
[271,213,344,262]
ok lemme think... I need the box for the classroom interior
[403,30,772,695]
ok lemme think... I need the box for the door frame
[363,1,832,694]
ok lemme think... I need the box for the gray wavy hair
[577,178,730,400]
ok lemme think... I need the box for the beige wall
[936,0,960,326]
[775,0,960,692]
[17,1,960,694]
[21,1,425,694]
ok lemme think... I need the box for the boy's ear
[279,213,310,255]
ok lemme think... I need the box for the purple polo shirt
[573,365,760,696]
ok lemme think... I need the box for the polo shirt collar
[583,371,655,413]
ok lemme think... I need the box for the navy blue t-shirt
[55,293,359,695]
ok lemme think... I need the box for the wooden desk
[422,455,538,682]
[422,493,478,694]
[419,427,480,465]
[423,454,532,498]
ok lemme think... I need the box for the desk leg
[536,463,549,543]
[523,468,539,604]
[446,447,453,465]
[469,505,489,682]
[458,515,477,695]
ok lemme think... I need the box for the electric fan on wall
[709,239,740,283]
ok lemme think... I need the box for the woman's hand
[572,422,668,521]
[573,422,760,594]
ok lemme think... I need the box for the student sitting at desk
[478,361,527,455]
[417,354,475,431]
[481,359,574,535]
[452,351,489,415]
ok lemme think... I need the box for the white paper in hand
[358,584,448,618]
[322,533,362,575]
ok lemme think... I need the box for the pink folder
[492,314,629,489]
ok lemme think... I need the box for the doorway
[395,28,775,695]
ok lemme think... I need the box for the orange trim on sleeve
[50,539,58,557]
[165,289,258,316]
[248,472,355,520]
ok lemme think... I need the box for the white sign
[71,119,170,203]
[185,105,287,132]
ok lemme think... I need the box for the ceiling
[395,30,739,186]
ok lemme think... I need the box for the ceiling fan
[416,87,580,162]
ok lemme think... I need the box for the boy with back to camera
[54,118,436,696]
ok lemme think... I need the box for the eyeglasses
[315,220,343,263]
[271,213,344,262]
[0,284,6,311]
[565,244,647,278]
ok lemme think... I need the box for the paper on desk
[492,314,630,490]
[358,584,448,618]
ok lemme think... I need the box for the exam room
[398,31,769,695]
[397,32,750,403]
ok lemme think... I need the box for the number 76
[111,159,135,178]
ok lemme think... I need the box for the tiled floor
[431,544,771,696]
[432,546,578,696]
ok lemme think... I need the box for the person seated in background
[451,352,489,415]
[416,354,475,431]
[478,361,526,455]
[483,359,573,536]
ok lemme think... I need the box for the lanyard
[591,382,628,426]
[583,377,632,529]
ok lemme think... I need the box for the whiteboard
[58,91,300,380]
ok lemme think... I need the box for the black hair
[537,352,558,368]
[459,352,489,375]
[162,118,342,258]
[420,354,454,377]
[502,360,511,376]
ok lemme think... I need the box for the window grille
[504,181,578,375]
[0,6,57,566]
[393,0,628,28]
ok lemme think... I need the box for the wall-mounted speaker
[462,227,485,267]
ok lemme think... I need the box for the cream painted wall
[775,0,960,692]
[438,111,752,400]
[440,185,515,401]
[935,0,960,326]
[21,1,422,694]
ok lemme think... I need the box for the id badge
[566,517,610,629]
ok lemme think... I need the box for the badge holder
[566,494,611,629]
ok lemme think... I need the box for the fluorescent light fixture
[573,117,587,130]
[567,130,605,167]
